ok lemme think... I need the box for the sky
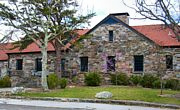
[77,0,162,28]
[0,0,163,39]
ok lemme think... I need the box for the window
[61,59,66,72]
[166,55,173,70]
[134,55,144,72]
[109,30,113,42]
[80,57,88,72]
[16,59,23,70]
[35,58,42,71]
[61,59,67,77]
[107,56,115,71]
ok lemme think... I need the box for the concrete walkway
[0,88,33,93]
[0,98,174,110]
[0,88,179,109]
[0,88,12,92]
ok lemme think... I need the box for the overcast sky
[0,0,163,39]
[77,0,162,27]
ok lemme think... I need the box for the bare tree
[155,46,165,95]
[0,0,94,90]
[123,0,180,40]
[0,1,58,90]
[1,0,94,79]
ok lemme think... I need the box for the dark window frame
[107,56,116,72]
[61,58,66,72]
[109,30,114,42]
[80,57,88,72]
[134,55,144,72]
[35,58,42,71]
[166,55,173,70]
[16,59,23,70]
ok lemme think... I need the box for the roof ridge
[110,12,129,16]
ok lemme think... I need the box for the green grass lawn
[17,86,180,105]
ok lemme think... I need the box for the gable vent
[168,31,176,38]
[168,31,172,36]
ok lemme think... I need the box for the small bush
[59,78,68,89]
[0,76,11,88]
[47,74,59,89]
[129,75,142,86]
[165,79,180,90]
[0,80,3,87]
[111,73,129,85]
[72,76,79,84]
[140,74,159,88]
[152,80,161,89]
[84,72,101,86]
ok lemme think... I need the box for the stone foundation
[10,70,41,87]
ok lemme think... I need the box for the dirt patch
[159,94,180,99]
[173,94,180,99]
[25,88,44,93]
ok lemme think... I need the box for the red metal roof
[7,42,55,54]
[0,43,55,61]
[0,29,88,61]
[0,43,12,61]
[0,44,9,61]
[132,24,180,46]
[0,50,7,61]
[0,26,180,61]
[62,29,89,50]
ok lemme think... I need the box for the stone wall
[0,61,8,78]
[8,52,56,87]
[7,14,180,87]
[61,23,180,79]
[63,23,155,74]
[162,48,180,78]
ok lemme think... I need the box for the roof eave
[0,59,8,61]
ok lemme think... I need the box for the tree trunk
[41,47,49,91]
[160,79,163,95]
[55,40,62,78]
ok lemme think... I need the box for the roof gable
[87,13,130,34]
[86,15,122,34]
[86,13,156,45]
[86,13,180,47]
[103,17,120,24]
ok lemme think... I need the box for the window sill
[15,70,23,71]
[80,71,88,73]
[133,71,143,74]
[166,69,174,71]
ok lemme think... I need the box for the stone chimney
[110,13,129,25]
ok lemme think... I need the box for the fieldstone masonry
[60,14,180,83]
[0,61,8,78]
[8,52,56,87]
[7,13,180,87]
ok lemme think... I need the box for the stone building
[0,13,180,87]
[0,44,9,78]
[0,61,8,78]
